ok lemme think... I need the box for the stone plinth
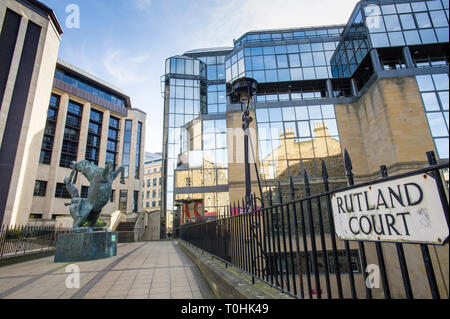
[54,231,118,263]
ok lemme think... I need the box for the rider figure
[64,160,125,232]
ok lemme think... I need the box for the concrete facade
[0,0,62,226]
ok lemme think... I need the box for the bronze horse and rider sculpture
[64,160,125,232]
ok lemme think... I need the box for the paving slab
[0,241,215,299]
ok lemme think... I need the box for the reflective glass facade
[365,0,449,48]
[122,120,132,178]
[60,100,82,168]
[85,109,103,165]
[164,56,208,212]
[55,69,127,108]
[416,72,449,159]
[40,94,60,165]
[227,27,343,83]
[256,104,343,179]
[162,0,449,226]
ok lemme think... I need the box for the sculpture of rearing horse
[64,160,125,232]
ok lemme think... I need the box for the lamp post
[232,77,257,206]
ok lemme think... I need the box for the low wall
[178,240,294,299]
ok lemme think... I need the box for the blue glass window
[278,69,290,82]
[289,54,301,67]
[300,53,314,67]
[381,4,397,14]
[277,55,288,68]
[412,2,428,12]
[419,29,437,43]
[264,55,277,69]
[384,15,402,31]
[290,68,303,81]
[371,33,390,47]
[430,10,448,27]
[388,31,406,46]
[400,14,416,29]
[404,30,421,44]
[415,12,433,28]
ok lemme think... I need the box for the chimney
[313,122,329,137]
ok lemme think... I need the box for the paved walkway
[0,241,215,299]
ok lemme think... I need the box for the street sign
[331,173,449,245]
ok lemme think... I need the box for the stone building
[30,59,146,225]
[0,0,63,226]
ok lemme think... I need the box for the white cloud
[103,49,152,86]
[191,0,359,48]
[134,0,152,11]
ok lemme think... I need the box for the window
[85,109,102,165]
[81,186,89,199]
[33,181,47,197]
[135,122,143,178]
[133,191,139,213]
[122,120,132,178]
[60,100,82,168]
[266,250,361,276]
[40,94,60,165]
[153,178,157,186]
[119,190,128,213]
[56,69,126,108]
[416,73,449,159]
[55,183,71,199]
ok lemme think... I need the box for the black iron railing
[180,151,449,299]
[0,225,71,260]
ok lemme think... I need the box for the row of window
[234,27,344,48]
[55,69,126,108]
[145,201,161,208]
[145,190,161,199]
[416,73,449,159]
[226,42,340,83]
[145,178,162,187]
[34,185,141,213]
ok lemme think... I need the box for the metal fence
[0,225,71,260]
[180,151,449,299]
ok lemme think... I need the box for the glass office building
[161,0,449,233]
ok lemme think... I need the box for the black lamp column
[243,108,252,201]
[232,77,258,206]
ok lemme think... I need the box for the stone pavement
[0,241,215,299]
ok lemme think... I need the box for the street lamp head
[232,77,257,107]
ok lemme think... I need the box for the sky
[40,0,360,154]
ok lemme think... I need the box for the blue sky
[40,0,360,153]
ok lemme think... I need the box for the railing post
[304,169,321,299]
[278,181,291,293]
[346,149,372,299]
[273,187,284,290]
[381,165,413,299]
[269,188,282,287]
[343,150,358,299]
[322,161,344,299]
[289,176,305,299]
[421,151,446,299]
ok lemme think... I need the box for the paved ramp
[0,241,215,299]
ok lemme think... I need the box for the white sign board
[331,174,449,245]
